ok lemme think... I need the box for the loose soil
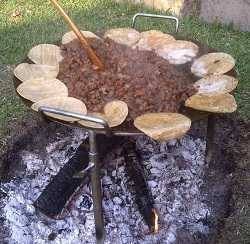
[58,39,197,119]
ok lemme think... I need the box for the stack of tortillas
[14,28,238,141]
[186,52,237,113]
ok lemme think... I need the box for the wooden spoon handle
[50,0,104,70]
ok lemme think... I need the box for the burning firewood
[122,139,159,233]
[34,135,124,218]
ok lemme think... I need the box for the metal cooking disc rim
[13,38,236,136]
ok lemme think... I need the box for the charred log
[34,135,123,218]
[122,140,158,233]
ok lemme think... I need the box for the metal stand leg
[37,107,110,243]
[205,115,216,164]
[89,131,105,244]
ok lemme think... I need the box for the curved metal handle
[38,106,111,135]
[132,13,179,32]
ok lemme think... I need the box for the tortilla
[28,44,63,66]
[185,93,237,113]
[156,40,199,65]
[103,100,128,127]
[134,113,191,141]
[194,75,238,95]
[191,52,235,77]
[16,78,68,102]
[104,28,140,47]
[31,96,87,122]
[62,30,101,45]
[134,30,175,51]
[14,63,59,82]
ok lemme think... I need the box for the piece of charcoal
[79,194,93,211]
[122,140,157,232]
[34,135,123,218]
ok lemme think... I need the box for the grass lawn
[0,0,250,136]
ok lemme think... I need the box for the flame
[151,208,159,234]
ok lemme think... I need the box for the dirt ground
[208,115,250,244]
[216,116,250,243]
[187,113,250,243]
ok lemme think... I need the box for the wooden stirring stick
[50,0,104,71]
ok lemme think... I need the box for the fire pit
[12,12,238,244]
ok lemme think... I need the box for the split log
[122,140,158,233]
[34,135,123,218]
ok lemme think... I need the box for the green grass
[0,0,250,133]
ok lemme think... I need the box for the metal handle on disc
[132,13,179,32]
[38,106,111,135]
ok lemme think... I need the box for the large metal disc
[185,93,237,113]
[156,40,199,65]
[104,28,140,47]
[134,113,191,141]
[191,52,235,77]
[134,30,175,51]
[194,75,238,95]
[16,79,68,102]
[31,97,87,122]
[28,44,63,66]
[62,30,101,45]
[14,63,59,82]
[104,100,128,127]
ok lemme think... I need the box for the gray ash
[0,127,212,244]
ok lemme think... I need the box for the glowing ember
[152,208,159,234]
